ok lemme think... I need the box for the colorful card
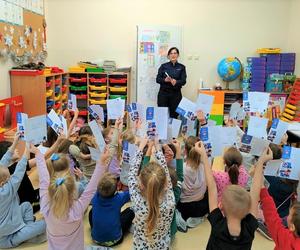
[24,115,47,145]
[264,159,283,177]
[88,105,104,122]
[243,92,250,113]
[267,118,289,145]
[176,97,197,121]
[68,94,77,111]
[247,116,268,139]
[107,98,125,120]
[47,109,64,135]
[181,118,196,137]
[196,93,214,119]
[17,112,28,140]
[239,134,270,156]
[122,141,138,164]
[167,118,182,140]
[278,146,300,180]
[199,127,212,157]
[59,115,68,136]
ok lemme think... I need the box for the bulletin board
[0,0,47,63]
[136,25,182,107]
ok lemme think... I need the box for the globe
[217,57,242,82]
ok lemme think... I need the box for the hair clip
[55,177,65,187]
[51,153,60,161]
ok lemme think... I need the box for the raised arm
[141,140,154,168]
[195,141,218,212]
[250,147,273,218]
[0,133,20,167]
[67,108,79,138]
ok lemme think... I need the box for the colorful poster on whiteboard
[136,25,182,106]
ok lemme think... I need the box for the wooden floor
[16,207,275,250]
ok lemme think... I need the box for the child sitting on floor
[213,147,249,201]
[196,140,259,250]
[0,134,46,249]
[89,172,134,247]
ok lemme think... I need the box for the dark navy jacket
[156,61,187,92]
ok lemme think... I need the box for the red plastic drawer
[54,102,61,109]
[79,110,88,116]
[69,77,87,83]
[76,94,87,99]
[10,70,43,76]
[90,77,107,83]
[109,78,127,84]
[62,85,67,92]
[46,81,52,88]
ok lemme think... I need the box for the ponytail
[228,164,239,184]
[223,147,243,185]
[187,147,201,169]
[140,162,167,238]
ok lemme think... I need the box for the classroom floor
[16,207,274,250]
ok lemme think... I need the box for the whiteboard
[136,25,182,106]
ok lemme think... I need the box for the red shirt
[260,188,300,250]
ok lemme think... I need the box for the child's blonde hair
[184,136,201,169]
[97,172,117,198]
[48,171,76,219]
[221,185,251,219]
[140,162,167,237]
[121,129,136,144]
[223,147,242,185]
[0,168,9,186]
[46,153,69,177]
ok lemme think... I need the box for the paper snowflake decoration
[9,26,14,35]
[19,36,27,48]
[4,34,13,47]
[24,26,31,37]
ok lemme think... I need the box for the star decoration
[4,34,13,47]
[19,36,27,48]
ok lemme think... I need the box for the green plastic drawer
[86,68,104,72]
[109,95,127,100]
[70,85,87,91]
[208,115,224,125]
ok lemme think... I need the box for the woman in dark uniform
[156,47,187,118]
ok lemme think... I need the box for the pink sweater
[213,165,249,201]
[36,152,105,250]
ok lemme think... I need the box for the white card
[248,92,270,114]
[88,105,104,122]
[47,109,64,135]
[107,98,125,120]
[88,120,106,152]
[196,93,215,119]
[59,115,68,136]
[88,146,101,162]
[176,97,197,121]
[181,118,196,137]
[155,107,169,140]
[167,118,182,140]
[17,112,28,141]
[229,102,243,120]
[122,141,138,164]
[68,94,77,111]
[279,146,300,180]
[267,119,289,145]
[247,116,268,139]
[264,160,283,177]
[25,115,47,145]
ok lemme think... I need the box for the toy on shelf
[281,79,300,122]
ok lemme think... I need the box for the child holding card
[0,135,46,248]
[177,136,209,228]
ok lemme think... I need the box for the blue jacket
[91,191,130,243]
[0,151,28,238]
[156,61,187,92]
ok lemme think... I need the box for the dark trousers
[177,191,209,221]
[89,207,135,246]
[157,90,182,118]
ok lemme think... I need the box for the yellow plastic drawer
[89,85,107,91]
[210,104,224,115]
[46,89,53,98]
[54,94,61,101]
[89,92,107,98]
[90,99,106,105]
[109,86,127,92]
[62,94,68,101]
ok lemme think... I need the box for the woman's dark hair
[162,144,176,159]
[224,147,243,185]
[168,47,180,56]
[269,143,282,160]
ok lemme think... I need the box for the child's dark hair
[57,139,74,154]
[43,127,58,147]
[97,173,117,198]
[168,47,180,56]
[0,141,12,159]
[185,136,201,169]
[223,147,242,185]
[269,143,282,160]
[78,125,93,136]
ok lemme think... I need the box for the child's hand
[139,136,148,151]
[74,108,79,118]
[194,141,207,159]
[100,146,110,166]
[74,167,84,179]
[196,110,206,124]
[28,143,40,155]
[115,117,123,130]
[134,118,142,130]
[259,147,273,164]
[13,132,21,145]
[225,118,237,127]
[172,139,181,153]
